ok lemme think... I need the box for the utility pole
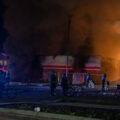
[66,14,71,77]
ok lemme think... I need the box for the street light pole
[66,14,71,77]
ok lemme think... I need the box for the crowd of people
[49,72,109,96]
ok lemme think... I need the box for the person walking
[49,72,57,96]
[102,73,106,91]
[61,73,68,96]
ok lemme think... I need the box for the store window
[4,60,8,66]
[0,60,3,65]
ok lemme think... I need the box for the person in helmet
[86,74,90,88]
[102,73,106,91]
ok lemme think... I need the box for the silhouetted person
[5,70,10,85]
[86,74,90,88]
[0,70,5,97]
[49,72,57,96]
[61,73,68,96]
[102,73,106,91]
[105,81,109,91]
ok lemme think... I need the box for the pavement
[0,85,120,110]
[0,85,63,103]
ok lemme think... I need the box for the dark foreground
[0,108,99,120]
[0,85,120,120]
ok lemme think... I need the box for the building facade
[41,56,101,84]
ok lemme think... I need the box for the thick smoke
[74,14,93,72]
[4,0,120,81]
[74,35,93,72]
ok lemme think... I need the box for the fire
[112,21,120,34]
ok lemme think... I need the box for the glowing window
[0,60,3,65]
[4,61,8,66]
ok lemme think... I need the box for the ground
[0,85,63,103]
[0,108,99,120]
[0,85,120,119]
[0,85,118,104]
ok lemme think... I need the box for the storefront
[41,56,74,83]
[41,56,101,85]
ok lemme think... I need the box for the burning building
[40,55,101,84]
[4,0,120,86]
[7,54,120,86]
[41,56,73,83]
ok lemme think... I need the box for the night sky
[2,0,120,80]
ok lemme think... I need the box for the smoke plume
[3,0,120,81]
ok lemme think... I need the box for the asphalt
[0,85,63,103]
[0,85,120,111]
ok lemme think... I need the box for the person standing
[49,72,57,96]
[105,81,109,91]
[0,70,5,97]
[86,74,90,88]
[5,70,10,85]
[61,73,68,96]
[102,73,106,91]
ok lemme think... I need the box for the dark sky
[4,0,67,55]
[4,0,93,56]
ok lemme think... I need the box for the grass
[59,97,120,106]
[0,108,101,120]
